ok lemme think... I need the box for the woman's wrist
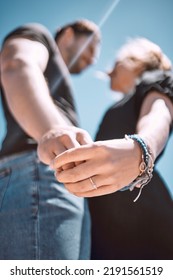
[124,134,154,202]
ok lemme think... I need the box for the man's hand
[37,125,93,165]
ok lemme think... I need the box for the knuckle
[94,142,110,157]
[37,147,47,164]
[59,133,70,142]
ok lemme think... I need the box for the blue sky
[0,0,173,194]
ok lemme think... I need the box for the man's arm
[1,38,67,140]
[1,38,92,164]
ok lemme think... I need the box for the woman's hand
[52,138,142,197]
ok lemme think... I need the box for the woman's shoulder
[136,69,173,100]
[134,69,173,119]
[138,69,173,88]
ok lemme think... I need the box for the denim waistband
[0,150,38,171]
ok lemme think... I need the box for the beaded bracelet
[125,134,149,166]
[124,134,154,202]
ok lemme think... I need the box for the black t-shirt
[0,23,79,158]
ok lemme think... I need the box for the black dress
[89,70,173,259]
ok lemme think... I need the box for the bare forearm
[1,38,92,166]
[137,99,172,160]
[2,64,67,142]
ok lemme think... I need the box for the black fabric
[135,70,173,121]
[89,70,173,260]
[0,23,79,158]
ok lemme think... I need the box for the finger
[57,161,86,172]
[50,137,81,169]
[74,184,120,197]
[77,131,93,145]
[56,168,119,194]
[59,175,100,193]
[51,159,75,171]
[56,158,106,183]
[62,134,81,150]
[37,147,58,165]
[53,144,96,169]
[60,160,85,171]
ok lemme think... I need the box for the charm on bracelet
[124,134,154,202]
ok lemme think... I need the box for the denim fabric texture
[0,151,90,260]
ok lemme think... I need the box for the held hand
[52,138,142,197]
[37,125,93,165]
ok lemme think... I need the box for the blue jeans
[0,151,90,259]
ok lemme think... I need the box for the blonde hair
[116,37,172,72]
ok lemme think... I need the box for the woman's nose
[107,70,113,78]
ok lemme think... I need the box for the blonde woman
[53,38,173,259]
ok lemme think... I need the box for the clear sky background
[0,0,173,195]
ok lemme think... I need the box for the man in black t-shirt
[0,19,100,259]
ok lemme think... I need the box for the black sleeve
[135,70,173,118]
[2,23,56,54]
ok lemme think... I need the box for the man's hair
[54,19,101,42]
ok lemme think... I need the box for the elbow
[1,47,29,84]
[1,56,26,79]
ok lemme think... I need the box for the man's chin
[70,68,84,74]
